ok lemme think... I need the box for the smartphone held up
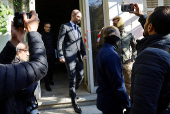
[121,4,134,12]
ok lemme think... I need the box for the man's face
[44,24,51,33]
[17,44,29,62]
[143,14,151,37]
[113,19,119,26]
[73,12,82,24]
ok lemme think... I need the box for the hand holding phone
[129,3,143,17]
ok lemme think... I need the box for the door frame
[32,0,110,98]
[80,0,109,93]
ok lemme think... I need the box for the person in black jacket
[129,4,170,114]
[41,22,55,91]
[95,26,131,114]
[12,42,39,114]
[0,10,48,114]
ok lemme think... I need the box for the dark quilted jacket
[130,15,170,114]
[0,32,48,114]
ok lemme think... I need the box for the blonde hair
[112,16,124,30]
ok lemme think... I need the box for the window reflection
[89,0,104,86]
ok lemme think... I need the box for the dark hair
[103,26,119,37]
[148,6,170,34]
[44,22,51,27]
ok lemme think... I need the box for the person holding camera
[112,16,136,96]
[0,10,48,114]
[12,42,39,114]
[95,26,131,114]
[129,4,170,114]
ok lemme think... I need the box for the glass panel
[88,0,104,86]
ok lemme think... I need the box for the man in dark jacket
[95,26,131,114]
[41,22,55,91]
[0,10,48,114]
[130,4,170,114]
[113,16,136,95]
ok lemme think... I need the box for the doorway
[35,0,89,98]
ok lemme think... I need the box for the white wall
[0,0,14,52]
[108,0,144,39]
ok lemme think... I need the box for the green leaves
[0,27,7,34]
[0,3,13,34]
[13,1,19,6]
[0,4,7,10]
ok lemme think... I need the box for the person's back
[96,44,120,94]
[116,32,135,63]
[129,4,170,114]
[95,26,131,114]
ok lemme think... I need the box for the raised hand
[23,10,39,32]
[129,3,143,17]
[10,22,26,47]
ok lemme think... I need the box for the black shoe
[72,104,82,113]
[49,80,54,85]
[45,84,52,91]
[76,96,79,99]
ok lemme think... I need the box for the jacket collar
[12,57,24,63]
[70,21,76,27]
[102,43,116,50]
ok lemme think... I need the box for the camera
[13,12,32,27]
[121,4,134,12]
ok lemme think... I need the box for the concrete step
[38,94,97,111]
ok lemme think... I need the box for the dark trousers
[65,56,84,105]
[44,55,54,84]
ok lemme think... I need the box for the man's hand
[83,55,87,60]
[23,10,39,32]
[129,3,143,17]
[10,10,39,47]
[60,57,65,63]
[10,22,26,47]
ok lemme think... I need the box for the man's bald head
[103,26,120,38]
[71,9,81,16]
[71,9,82,24]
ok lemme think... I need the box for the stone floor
[39,105,102,114]
[38,64,96,107]
[40,71,89,98]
